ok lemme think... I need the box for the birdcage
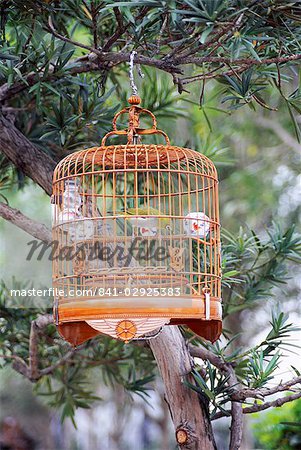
[52,95,222,345]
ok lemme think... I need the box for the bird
[116,207,172,237]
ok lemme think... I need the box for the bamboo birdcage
[52,96,222,345]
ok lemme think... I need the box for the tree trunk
[150,326,217,450]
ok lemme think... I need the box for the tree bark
[150,326,217,450]
[0,114,55,195]
[0,202,52,243]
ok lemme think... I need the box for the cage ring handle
[101,128,170,146]
[112,107,158,131]
[101,106,170,146]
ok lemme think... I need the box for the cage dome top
[53,96,218,174]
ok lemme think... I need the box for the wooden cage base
[57,296,222,323]
[57,319,222,346]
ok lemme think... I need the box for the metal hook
[128,50,144,97]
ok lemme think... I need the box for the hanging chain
[128,50,144,97]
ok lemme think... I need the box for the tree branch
[47,17,102,58]
[0,58,100,103]
[39,347,78,376]
[3,314,125,381]
[175,54,301,66]
[46,23,301,71]
[231,376,301,402]
[7,314,53,381]
[167,11,245,61]
[30,314,54,374]
[38,17,301,96]
[21,314,82,382]
[0,38,300,104]
[228,365,243,450]
[90,1,99,49]
[189,345,301,398]
[0,202,52,243]
[28,320,40,380]
[242,392,301,414]
[189,345,243,450]
[212,391,301,419]
[102,7,128,52]
[0,114,55,194]
[190,344,301,426]
[255,116,301,152]
[190,344,236,373]
[11,356,29,378]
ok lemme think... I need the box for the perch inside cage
[52,95,222,345]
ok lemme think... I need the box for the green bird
[117,207,172,236]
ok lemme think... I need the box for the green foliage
[121,69,188,122]
[252,399,301,450]
[187,310,299,416]
[221,224,301,316]
[1,1,301,126]
[37,366,102,427]
[1,225,300,423]
[247,350,280,389]
[0,279,156,423]
[39,83,117,148]
[185,365,233,418]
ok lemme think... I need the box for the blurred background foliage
[0,1,300,449]
[252,398,301,450]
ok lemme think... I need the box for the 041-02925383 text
[79,287,183,297]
